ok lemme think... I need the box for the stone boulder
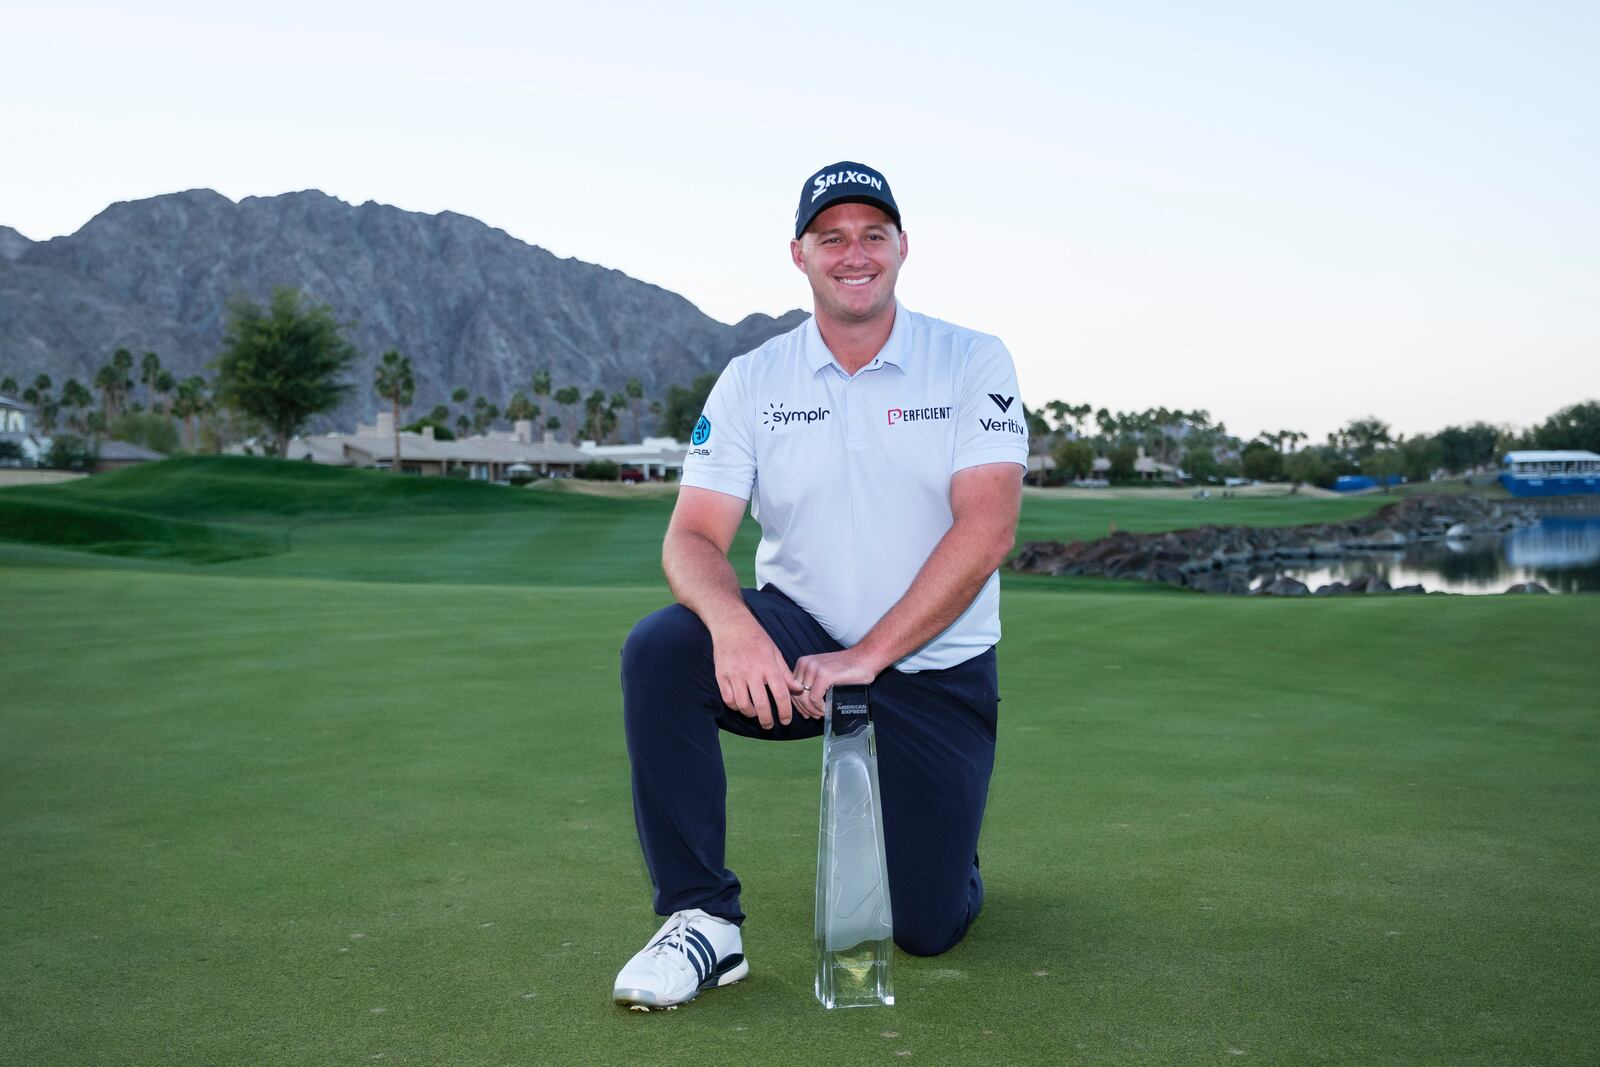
[1346,575,1392,594]
[1252,577,1310,597]
[1505,582,1550,594]
[1346,529,1407,550]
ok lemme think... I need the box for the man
[613,161,1027,1009]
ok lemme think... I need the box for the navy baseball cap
[794,161,901,239]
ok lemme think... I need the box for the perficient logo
[762,402,830,431]
[887,405,952,426]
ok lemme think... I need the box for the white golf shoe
[612,909,748,1010]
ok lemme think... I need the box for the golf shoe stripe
[686,929,716,974]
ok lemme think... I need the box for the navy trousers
[621,586,999,957]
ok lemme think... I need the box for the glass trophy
[814,684,895,1009]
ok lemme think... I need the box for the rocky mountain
[0,190,807,430]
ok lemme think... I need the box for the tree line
[3,287,682,467]
[8,287,1594,480]
[1027,400,1600,488]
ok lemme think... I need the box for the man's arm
[663,486,807,729]
[790,462,1023,714]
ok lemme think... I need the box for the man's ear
[790,237,806,273]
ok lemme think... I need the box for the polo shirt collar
[803,300,910,377]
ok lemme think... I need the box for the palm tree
[505,390,536,423]
[22,374,58,434]
[583,389,607,444]
[373,350,415,473]
[93,363,121,422]
[153,370,175,416]
[1,376,17,396]
[139,351,162,409]
[608,392,628,443]
[1043,400,1069,434]
[471,397,500,435]
[111,348,134,413]
[92,349,135,421]
[532,368,552,407]
[171,376,208,450]
[554,387,580,442]
[625,377,644,442]
[60,378,94,433]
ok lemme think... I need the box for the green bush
[1052,439,1096,481]
[1285,448,1330,488]
[1241,441,1285,481]
[579,460,620,481]
[110,412,181,454]
[402,418,456,441]
[1107,443,1137,483]
[45,434,100,471]
[1182,445,1221,483]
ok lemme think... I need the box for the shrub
[402,418,455,441]
[1107,443,1138,483]
[1052,439,1096,481]
[579,460,620,481]
[110,412,181,455]
[45,434,100,471]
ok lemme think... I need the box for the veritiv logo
[987,394,1014,413]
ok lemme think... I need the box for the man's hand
[791,646,886,719]
[711,618,808,729]
[663,487,809,729]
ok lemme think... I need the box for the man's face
[790,202,908,327]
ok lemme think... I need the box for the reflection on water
[1269,515,1600,595]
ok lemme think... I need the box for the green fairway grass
[3,459,1597,1064]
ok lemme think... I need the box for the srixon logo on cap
[811,169,884,203]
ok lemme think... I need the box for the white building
[287,413,595,480]
[578,436,689,481]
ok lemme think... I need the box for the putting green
[2,460,1596,1064]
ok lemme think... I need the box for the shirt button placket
[845,375,867,452]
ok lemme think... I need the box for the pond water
[1263,514,1600,595]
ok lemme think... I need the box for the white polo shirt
[680,302,1028,671]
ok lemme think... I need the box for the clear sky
[3,0,1595,443]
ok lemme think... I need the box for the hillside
[0,191,807,429]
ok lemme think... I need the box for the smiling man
[613,161,1028,1009]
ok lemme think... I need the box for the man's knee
[892,911,973,958]
[621,604,707,683]
[890,867,983,957]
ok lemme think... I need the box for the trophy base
[815,938,895,1009]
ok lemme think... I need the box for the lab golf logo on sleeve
[691,416,712,446]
